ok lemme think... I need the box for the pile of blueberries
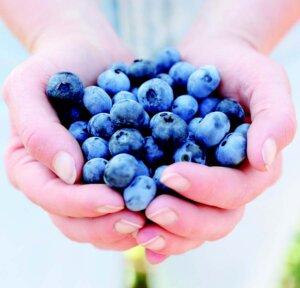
[46,47,250,212]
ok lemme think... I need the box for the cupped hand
[136,34,296,264]
[3,34,146,250]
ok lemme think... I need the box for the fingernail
[141,236,165,251]
[262,138,277,169]
[53,151,77,184]
[148,208,178,226]
[96,205,123,214]
[160,172,190,192]
[115,220,142,234]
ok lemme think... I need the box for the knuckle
[21,126,42,151]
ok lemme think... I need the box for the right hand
[3,33,146,251]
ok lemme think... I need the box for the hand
[3,33,146,251]
[135,34,296,264]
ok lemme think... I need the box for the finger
[146,195,244,240]
[145,250,169,265]
[51,211,145,244]
[247,61,296,170]
[136,225,202,256]
[3,56,85,184]
[93,235,138,251]
[160,160,281,209]
[5,139,124,217]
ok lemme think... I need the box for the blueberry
[143,136,164,166]
[153,166,170,193]
[172,95,198,122]
[137,79,174,114]
[169,61,196,88]
[150,112,188,146]
[123,176,157,211]
[104,153,138,188]
[142,111,150,129]
[216,98,245,126]
[83,86,112,115]
[131,87,138,97]
[109,128,144,156]
[83,158,108,184]
[215,132,247,167]
[187,66,221,99]
[156,73,174,88]
[46,72,84,102]
[112,91,137,104]
[128,59,157,85]
[155,47,181,73]
[82,137,109,160]
[235,123,250,138]
[199,97,221,117]
[110,99,146,128]
[188,117,203,136]
[110,62,128,74]
[88,113,115,139]
[193,112,230,147]
[174,141,206,164]
[97,69,130,95]
[136,160,150,177]
[69,121,89,144]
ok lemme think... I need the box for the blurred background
[0,1,300,287]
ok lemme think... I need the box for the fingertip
[145,249,168,264]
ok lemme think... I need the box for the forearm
[193,0,300,53]
[0,0,126,54]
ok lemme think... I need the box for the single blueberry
[109,128,144,156]
[187,66,221,99]
[88,113,115,139]
[131,87,138,97]
[153,166,170,193]
[82,137,109,161]
[128,59,157,85]
[136,160,150,177]
[97,69,130,95]
[194,112,230,147]
[69,121,89,144]
[215,132,247,167]
[83,86,112,115]
[83,158,108,184]
[188,117,203,136]
[110,62,128,74]
[156,73,174,88]
[46,72,84,102]
[172,95,198,122]
[216,98,245,126]
[174,141,206,164]
[104,153,138,188]
[110,99,146,128]
[123,176,157,211]
[150,112,188,146]
[169,61,196,88]
[112,91,137,104]
[155,47,181,73]
[143,136,164,166]
[137,79,174,114]
[199,97,221,117]
[235,123,250,138]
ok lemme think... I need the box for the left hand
[135,33,296,264]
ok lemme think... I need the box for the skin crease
[1,0,299,264]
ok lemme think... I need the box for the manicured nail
[53,151,77,184]
[141,236,165,251]
[97,205,123,214]
[115,220,142,234]
[160,172,190,192]
[148,208,178,226]
[262,138,277,169]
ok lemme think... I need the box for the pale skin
[1,0,299,264]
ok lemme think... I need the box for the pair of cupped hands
[3,26,296,264]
